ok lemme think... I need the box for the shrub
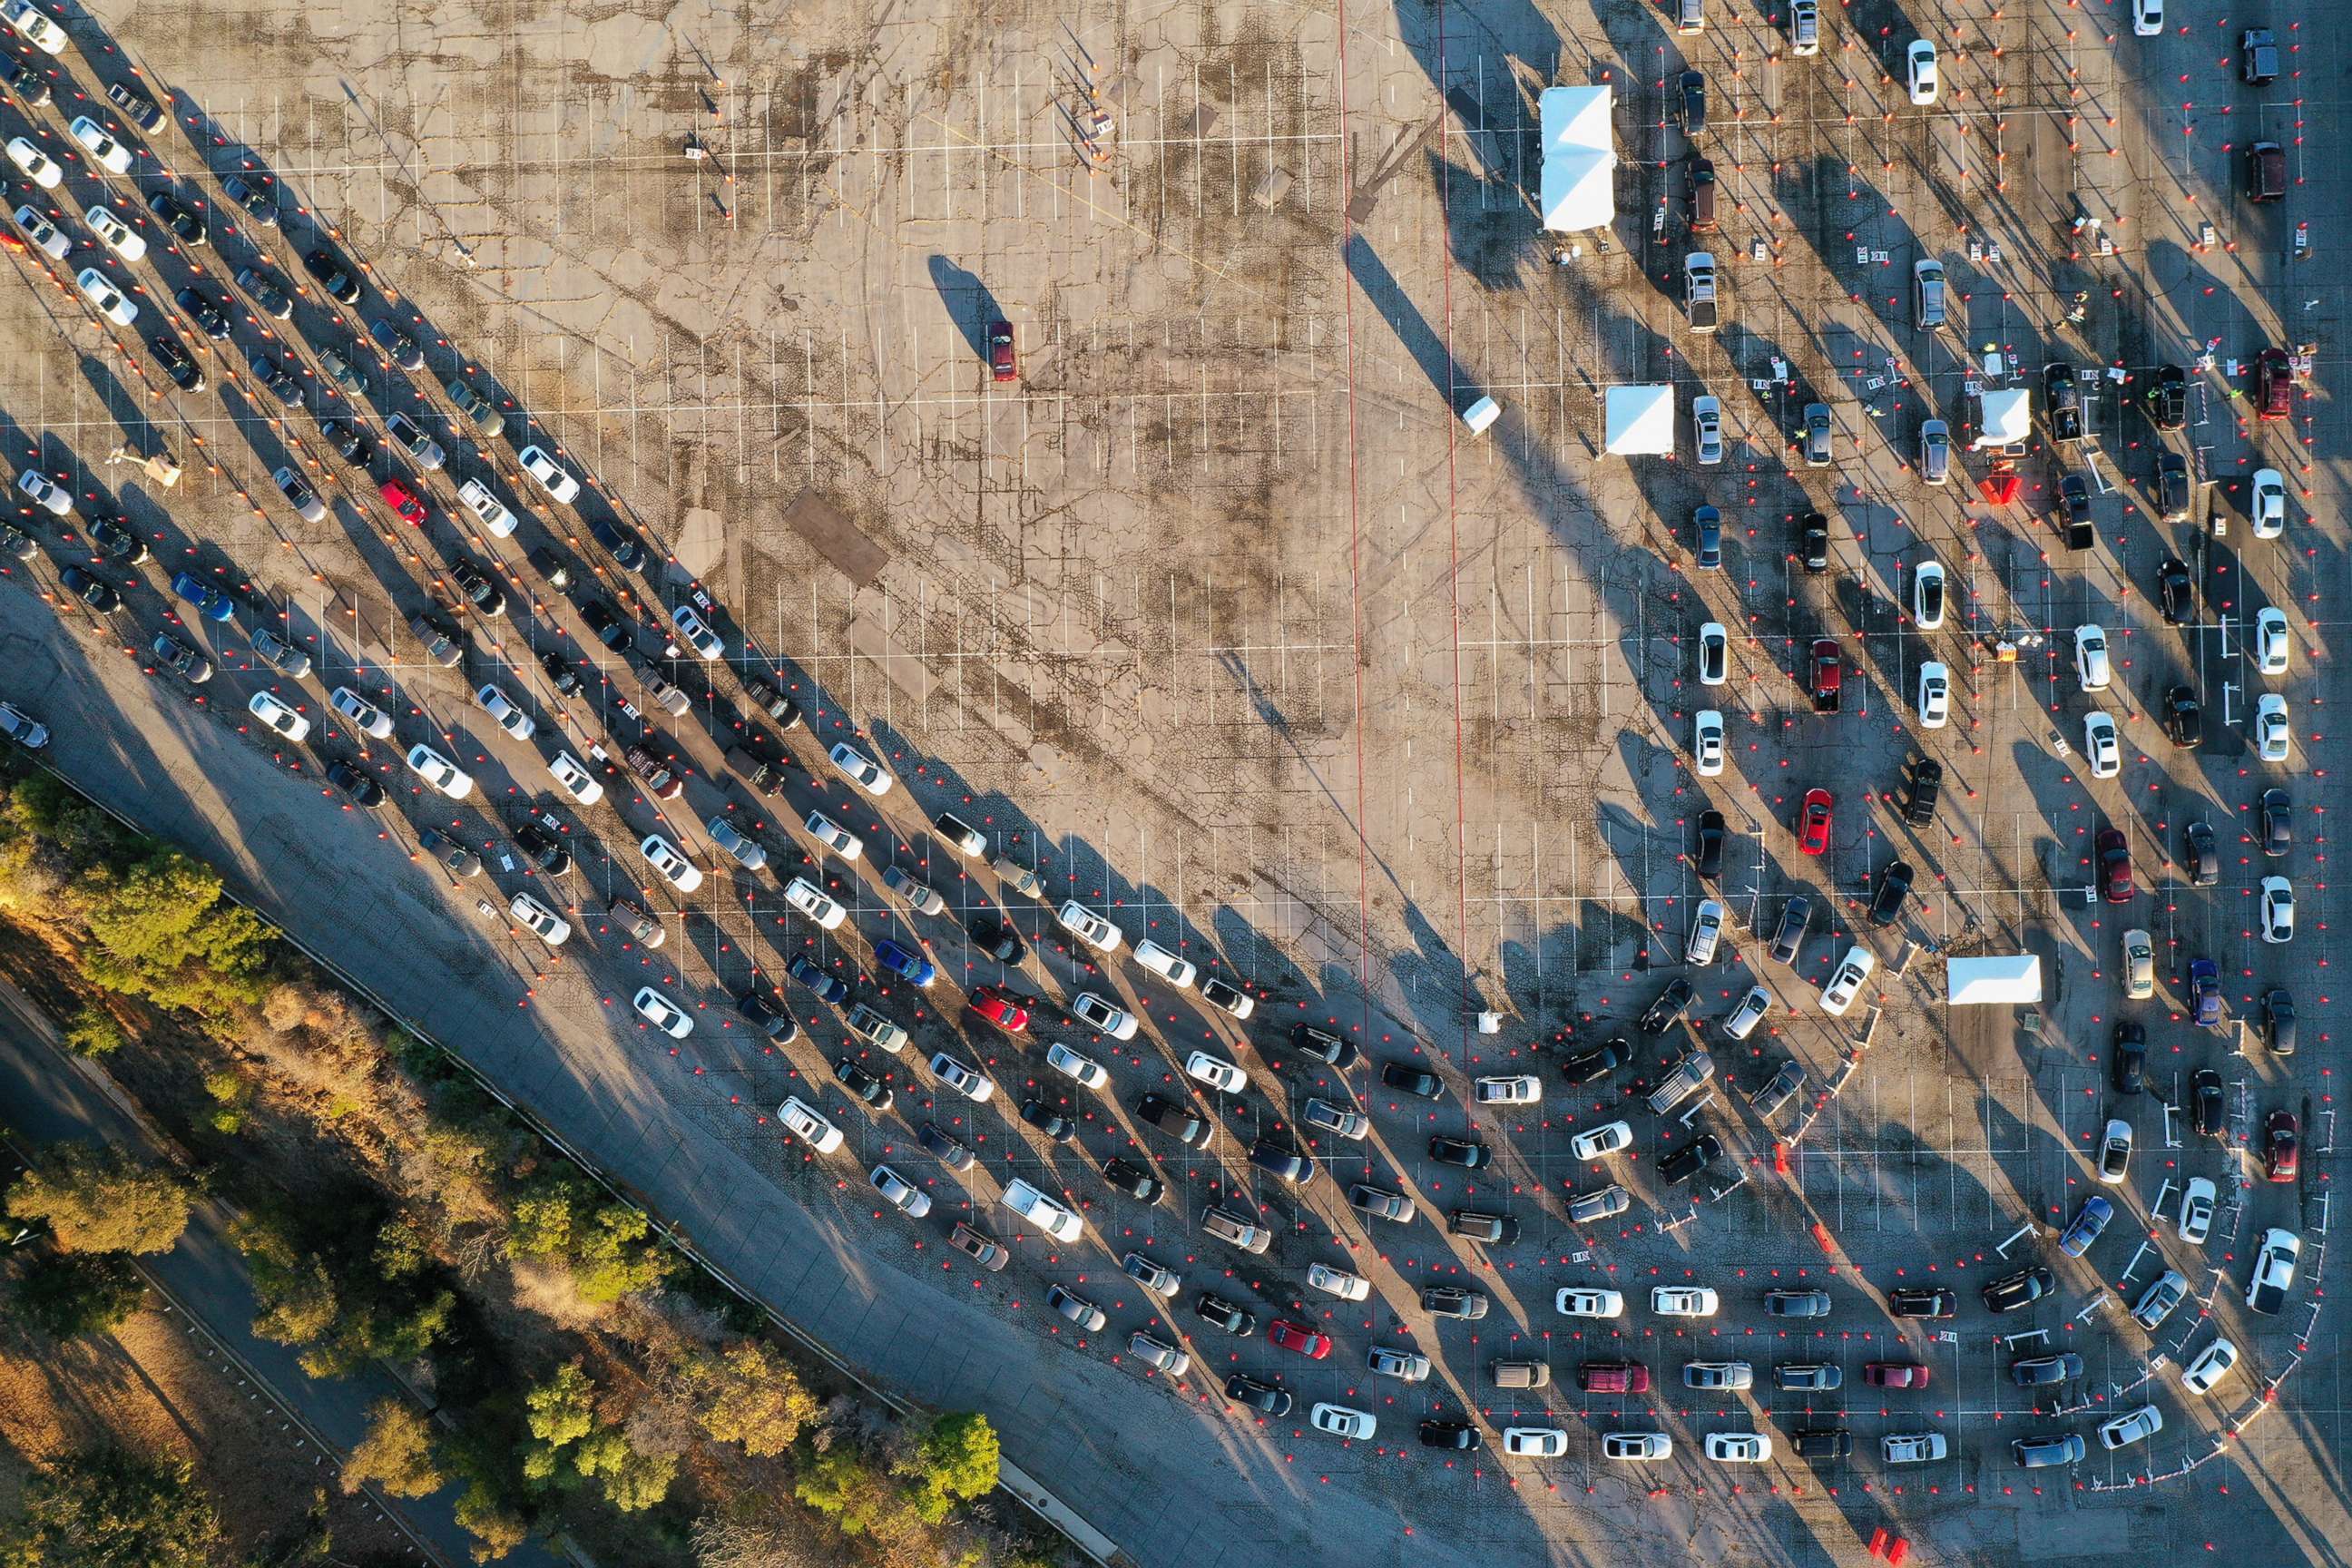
[5,1142,191,1255]
[14,1251,146,1338]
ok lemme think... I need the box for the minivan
[1648,1050,1716,1115]
[1493,1360,1552,1389]
[2013,1433,2086,1468]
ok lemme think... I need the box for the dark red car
[1808,637,1843,712]
[1798,789,1833,856]
[1266,1318,1332,1359]
[2095,827,2133,903]
[988,319,1017,382]
[1863,1361,1929,1388]
[379,477,427,525]
[2265,1109,2299,1182]
[2253,348,2292,420]
[968,984,1029,1034]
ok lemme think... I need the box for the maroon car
[1808,637,1843,712]
[2253,348,2292,420]
[2095,827,2133,903]
[1863,1361,1930,1388]
[988,319,1017,382]
[2266,1109,2299,1182]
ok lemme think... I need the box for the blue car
[787,954,850,1006]
[2188,957,2222,1027]
[2058,1194,2113,1258]
[170,571,236,622]
[871,937,936,988]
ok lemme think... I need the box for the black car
[1867,861,1914,927]
[745,675,805,730]
[2161,685,2201,749]
[1639,977,1695,1034]
[527,545,574,591]
[1656,1133,1722,1185]
[220,174,278,226]
[1,56,53,107]
[0,524,33,562]
[1676,70,1706,135]
[588,515,647,571]
[539,647,582,695]
[246,352,303,407]
[1792,1429,1852,1461]
[1246,1140,1317,1184]
[369,316,425,371]
[87,516,149,564]
[1223,1375,1290,1416]
[1379,1061,1444,1100]
[2259,789,2291,858]
[57,566,120,613]
[1448,1210,1518,1246]
[581,599,632,650]
[1428,1133,1490,1169]
[233,265,291,319]
[1100,1156,1164,1203]
[2155,452,2190,523]
[1903,758,1943,827]
[2183,819,2218,887]
[147,329,205,391]
[318,419,376,466]
[833,1058,893,1111]
[1292,1022,1362,1070]
[514,823,571,876]
[2110,1021,2146,1095]
[733,990,799,1044]
[303,246,364,305]
[1193,1291,1255,1336]
[1017,1098,1073,1142]
[1887,1287,1958,1318]
[1981,1267,2054,1314]
[1693,810,1726,880]
[2190,1068,2225,1137]
[1561,1036,1629,1083]
[969,916,1026,963]
[1133,1091,1214,1148]
[104,79,165,132]
[1798,511,1829,573]
[2264,989,2298,1056]
[2043,361,2082,441]
[166,285,226,340]
[2144,364,2188,429]
[1418,1420,1481,1452]
[2057,474,2092,547]
[2156,556,2194,624]
[452,561,506,617]
[325,760,384,808]
[917,1122,973,1171]
[144,190,206,246]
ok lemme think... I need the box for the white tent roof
[1603,385,1674,455]
[1539,86,1617,233]
[1945,955,2043,1005]
[1975,387,2030,450]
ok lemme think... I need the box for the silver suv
[1200,1205,1270,1254]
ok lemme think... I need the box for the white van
[778,1095,843,1153]
[1002,1178,1083,1241]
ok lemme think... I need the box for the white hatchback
[548,750,603,805]
[2180,1338,2238,1396]
[782,876,845,930]
[1134,938,1197,987]
[1720,984,1770,1041]
[2082,710,2121,778]
[1692,708,1725,776]
[2179,1176,2217,1245]
[2132,0,2162,36]
[1569,1121,1632,1160]
[804,809,863,861]
[455,478,519,537]
[928,1052,995,1102]
[1916,662,1949,729]
[405,743,473,799]
[633,986,692,1038]
[247,690,310,741]
[1070,992,1138,1041]
[1184,1051,1247,1093]
[1912,560,1945,629]
[1685,898,1724,965]
[639,832,705,894]
[1697,621,1729,685]
[9,204,70,260]
[828,740,892,795]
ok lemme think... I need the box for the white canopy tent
[1603,384,1674,455]
[1945,955,2043,1005]
[1974,387,2030,450]
[1539,86,1617,232]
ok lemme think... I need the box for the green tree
[568,1204,669,1303]
[5,1143,191,1255]
[899,1412,1000,1524]
[0,1446,225,1568]
[341,1400,444,1499]
[452,1480,528,1563]
[793,1446,891,1537]
[202,1071,252,1134]
[59,1005,125,1059]
[685,1341,818,1457]
[569,1428,675,1514]
[73,851,273,1017]
[231,1214,341,1352]
[520,1363,597,1484]
[12,1252,146,1339]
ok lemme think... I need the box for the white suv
[1652,1286,1719,1317]
[782,877,846,930]
[1055,900,1122,951]
[2073,624,2111,691]
[778,1095,844,1153]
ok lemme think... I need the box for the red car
[968,984,1029,1034]
[1798,789,1833,855]
[1863,1361,1929,1388]
[1808,637,1843,712]
[1267,1318,1332,1359]
[2094,827,2133,903]
[2252,348,2292,420]
[379,477,427,525]
[988,319,1017,382]
[2265,1109,2299,1182]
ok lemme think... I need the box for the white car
[2073,624,2111,691]
[828,740,891,795]
[2180,1338,2239,1396]
[1720,984,1771,1041]
[473,682,534,739]
[1184,1051,1247,1093]
[1475,1073,1542,1105]
[74,268,136,326]
[1820,945,1876,1015]
[2132,0,2162,36]
[639,832,705,894]
[454,477,519,537]
[1302,1099,1370,1142]
[1652,1285,1719,1318]
[2248,1227,2299,1314]
[2082,710,2121,779]
[1046,1042,1112,1087]
[1705,1432,1773,1464]
[1504,1426,1569,1458]
[1604,1432,1674,1462]
[869,1164,932,1219]
[782,876,845,929]
[1697,621,1729,686]
[5,136,60,189]
[1569,1121,1632,1160]
[67,116,132,175]
[2250,468,2286,539]
[2253,606,2291,675]
[1556,1287,1625,1318]
[1685,899,1724,965]
[516,444,581,503]
[1692,395,1723,465]
[927,1052,995,1102]
[1055,900,1122,952]
[671,603,724,660]
[247,690,310,742]
[2097,1405,2162,1452]
[548,750,603,805]
[2259,876,2295,944]
[1883,1432,1948,1465]
[1130,1333,1189,1376]
[1307,1262,1372,1300]
[1311,1404,1377,1441]
[2254,693,2289,762]
[1070,992,1139,1041]
[1912,561,1945,629]
[9,204,70,260]
[778,1095,844,1153]
[2179,1176,2217,1245]
[2095,1117,2132,1185]
[329,687,393,739]
[1916,662,1949,729]
[804,809,863,861]
[2,0,68,52]
[1001,1177,1083,1241]
[405,743,474,799]
[1906,39,1938,103]
[1134,939,1197,987]
[1692,709,1725,776]
[707,817,769,872]
[508,891,570,946]
[15,469,70,515]
[633,986,692,1038]
[82,202,145,262]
